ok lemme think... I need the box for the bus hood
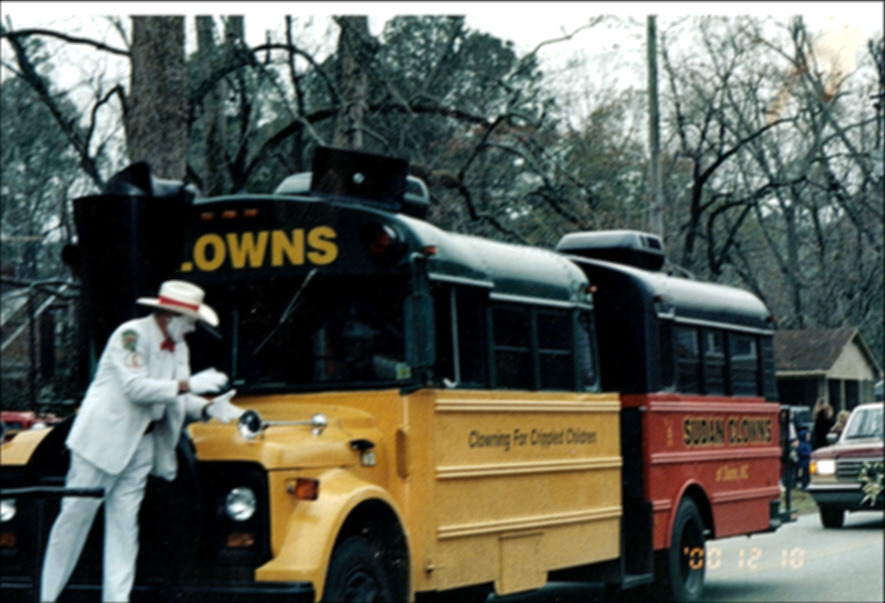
[189,398,384,470]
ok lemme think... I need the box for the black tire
[655,498,706,603]
[819,507,845,528]
[322,535,395,603]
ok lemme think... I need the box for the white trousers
[40,433,154,603]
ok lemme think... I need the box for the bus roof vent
[555,230,665,271]
[275,146,430,219]
[273,172,312,195]
[104,161,198,202]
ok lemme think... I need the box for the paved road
[702,510,883,602]
[486,511,883,603]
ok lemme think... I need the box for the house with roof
[774,327,882,412]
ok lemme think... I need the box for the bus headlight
[0,498,15,522]
[812,459,835,476]
[225,487,257,521]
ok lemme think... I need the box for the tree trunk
[125,16,188,180]
[196,16,228,196]
[332,16,378,150]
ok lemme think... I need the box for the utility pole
[646,15,664,238]
[872,91,883,180]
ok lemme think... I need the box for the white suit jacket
[66,315,206,480]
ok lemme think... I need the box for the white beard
[167,315,196,342]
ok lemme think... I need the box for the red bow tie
[161,338,176,352]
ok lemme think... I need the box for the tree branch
[1,27,129,56]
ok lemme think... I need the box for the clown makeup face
[166,314,197,342]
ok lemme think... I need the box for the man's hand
[206,390,244,424]
[188,368,229,395]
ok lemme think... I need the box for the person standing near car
[796,427,813,490]
[830,410,850,441]
[40,280,244,603]
[780,408,800,489]
[812,398,836,450]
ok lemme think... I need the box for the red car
[808,402,884,527]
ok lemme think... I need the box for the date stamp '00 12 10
[684,546,807,571]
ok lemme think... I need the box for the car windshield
[843,405,884,440]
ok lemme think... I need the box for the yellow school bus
[0,147,788,602]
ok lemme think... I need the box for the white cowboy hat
[137,280,219,327]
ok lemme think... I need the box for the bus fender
[1,427,53,465]
[664,481,711,547]
[254,467,407,600]
[12,415,74,476]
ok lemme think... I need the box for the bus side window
[457,289,489,387]
[537,308,574,390]
[658,320,676,390]
[489,303,585,392]
[676,326,701,394]
[704,329,727,395]
[491,304,533,390]
[575,311,598,391]
[433,285,490,388]
[729,333,760,396]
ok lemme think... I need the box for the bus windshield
[193,273,412,392]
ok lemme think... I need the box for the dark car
[808,402,884,527]
[786,404,814,434]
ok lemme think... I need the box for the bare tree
[0,21,116,187]
[125,16,188,179]
[658,16,883,360]
[331,16,378,149]
[195,16,228,196]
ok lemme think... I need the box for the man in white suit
[40,280,243,602]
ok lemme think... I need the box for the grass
[780,487,819,516]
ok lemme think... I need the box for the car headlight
[225,487,256,521]
[0,498,15,522]
[812,459,836,476]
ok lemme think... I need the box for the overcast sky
[2,1,882,48]
[3,2,880,88]
[1,1,880,125]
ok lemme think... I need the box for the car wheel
[819,507,845,528]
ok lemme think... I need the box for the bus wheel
[819,507,845,528]
[656,498,705,602]
[322,535,394,603]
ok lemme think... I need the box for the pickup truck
[808,402,884,527]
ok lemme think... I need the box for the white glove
[206,389,244,424]
[188,368,229,395]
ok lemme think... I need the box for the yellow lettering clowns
[180,228,338,273]
[683,416,773,448]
